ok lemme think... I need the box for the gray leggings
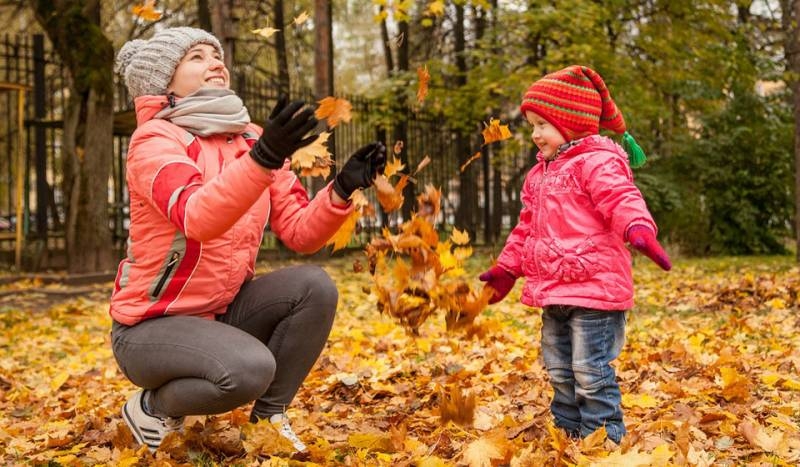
[111,264,337,422]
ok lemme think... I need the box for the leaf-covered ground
[1,252,799,466]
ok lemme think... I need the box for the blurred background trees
[0,0,796,272]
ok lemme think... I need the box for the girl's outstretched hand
[626,225,672,271]
[478,265,517,304]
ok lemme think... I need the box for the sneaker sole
[122,402,160,452]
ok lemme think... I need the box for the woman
[111,27,385,455]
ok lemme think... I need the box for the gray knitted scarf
[154,88,251,136]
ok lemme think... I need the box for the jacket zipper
[153,252,180,297]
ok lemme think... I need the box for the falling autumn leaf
[293,10,310,26]
[252,27,281,39]
[460,151,482,172]
[450,228,469,245]
[315,96,353,128]
[384,155,405,178]
[413,155,431,175]
[438,385,476,426]
[327,211,360,252]
[132,0,162,21]
[393,140,404,156]
[291,132,333,178]
[417,65,430,104]
[481,118,512,146]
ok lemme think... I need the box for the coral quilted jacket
[109,95,351,325]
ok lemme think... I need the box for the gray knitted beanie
[114,27,224,99]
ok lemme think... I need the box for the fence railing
[0,33,528,267]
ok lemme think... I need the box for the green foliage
[655,87,794,256]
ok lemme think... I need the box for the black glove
[250,96,319,169]
[333,142,387,200]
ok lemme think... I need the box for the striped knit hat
[520,65,626,142]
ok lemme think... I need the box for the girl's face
[167,44,229,97]
[525,110,566,160]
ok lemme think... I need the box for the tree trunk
[453,4,477,236]
[209,0,237,71]
[783,0,800,261]
[314,0,333,194]
[32,0,115,273]
[273,0,290,95]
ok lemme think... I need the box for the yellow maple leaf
[132,0,162,21]
[451,228,469,245]
[315,96,352,128]
[327,211,360,252]
[481,118,512,145]
[383,156,406,178]
[719,366,750,402]
[252,27,280,39]
[460,436,508,467]
[293,10,310,26]
[621,392,660,409]
[417,65,430,104]
[291,132,333,178]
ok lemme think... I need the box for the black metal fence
[0,33,528,267]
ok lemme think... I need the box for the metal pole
[15,90,25,270]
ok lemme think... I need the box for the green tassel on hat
[622,131,647,168]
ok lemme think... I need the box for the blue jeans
[541,305,626,443]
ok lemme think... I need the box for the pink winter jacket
[109,95,352,325]
[496,135,657,311]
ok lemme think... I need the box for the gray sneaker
[269,413,308,453]
[121,390,184,452]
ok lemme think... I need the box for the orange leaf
[416,184,441,222]
[417,65,430,104]
[460,151,482,172]
[315,96,352,128]
[413,155,431,175]
[132,0,162,21]
[327,211,360,252]
[481,118,512,145]
[393,140,404,155]
[438,384,475,426]
[384,156,406,178]
[375,174,409,213]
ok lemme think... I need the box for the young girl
[479,65,671,444]
[111,27,385,455]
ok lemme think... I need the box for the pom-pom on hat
[520,65,647,167]
[114,27,223,99]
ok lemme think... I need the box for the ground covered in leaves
[1,252,799,466]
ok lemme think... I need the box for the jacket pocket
[151,251,180,298]
[543,237,599,283]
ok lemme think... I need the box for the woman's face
[525,110,566,160]
[167,44,229,97]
